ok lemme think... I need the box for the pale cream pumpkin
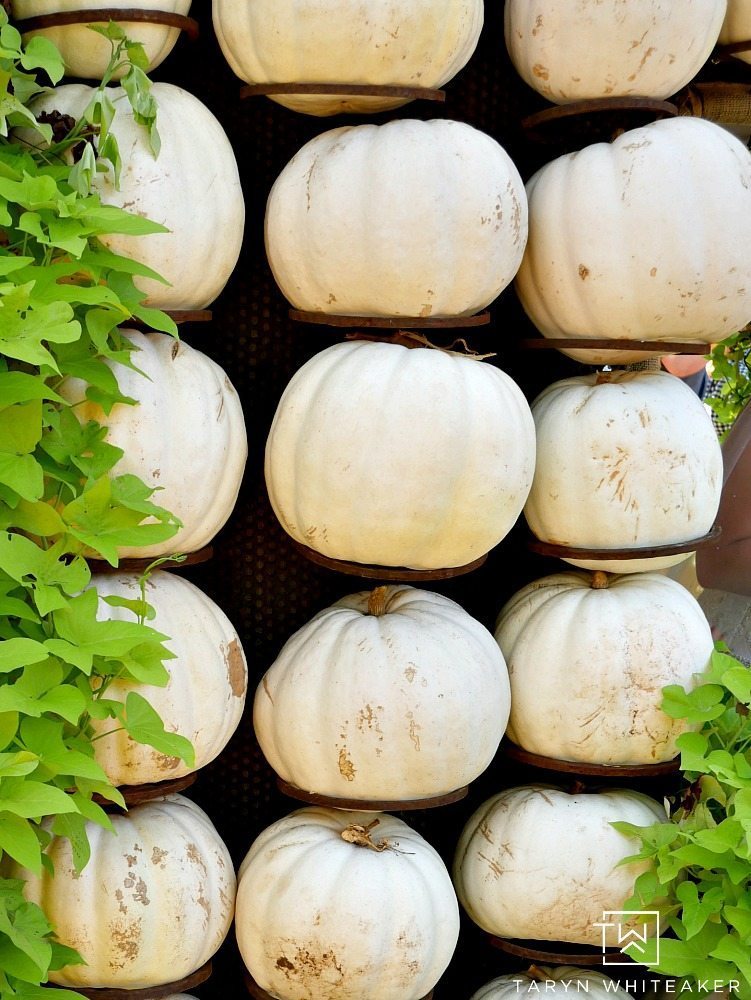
[471,968,621,1000]
[255,585,510,799]
[504,0,725,104]
[495,570,713,764]
[265,120,527,318]
[236,807,459,999]
[15,795,235,988]
[516,117,751,364]
[525,370,722,573]
[719,0,751,63]
[60,330,247,558]
[91,570,247,784]
[14,2,192,80]
[264,341,535,569]
[453,785,665,945]
[28,83,244,309]
[213,0,483,116]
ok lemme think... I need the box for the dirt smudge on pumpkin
[578,264,590,280]
[275,944,344,984]
[225,638,247,697]
[338,747,356,781]
[153,750,180,772]
[108,917,142,969]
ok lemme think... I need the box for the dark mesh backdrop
[131,3,678,996]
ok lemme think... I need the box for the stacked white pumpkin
[212,0,484,116]
[450,12,747,968]
[13,36,252,997]
[231,25,550,996]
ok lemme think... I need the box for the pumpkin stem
[345,330,496,360]
[595,370,613,385]
[340,818,390,852]
[527,966,550,982]
[367,586,389,617]
[591,571,610,590]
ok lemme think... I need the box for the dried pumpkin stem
[367,586,389,617]
[591,571,610,590]
[340,818,390,852]
[595,370,613,385]
[527,966,550,982]
[345,330,495,359]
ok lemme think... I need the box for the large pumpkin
[495,570,713,764]
[265,120,527,318]
[236,807,459,999]
[15,795,235,988]
[264,341,535,570]
[471,968,620,1000]
[515,117,751,364]
[719,0,751,63]
[28,83,244,309]
[61,330,247,558]
[525,370,722,573]
[255,585,510,800]
[504,0,725,104]
[91,570,247,784]
[14,2,192,80]
[213,0,483,116]
[453,785,665,945]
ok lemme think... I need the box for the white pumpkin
[15,795,235,988]
[255,585,510,800]
[719,0,751,63]
[91,570,247,784]
[471,968,620,1000]
[504,0,725,104]
[28,83,244,309]
[525,370,722,573]
[14,1,192,80]
[213,0,483,116]
[495,570,713,764]
[265,341,536,570]
[454,785,665,945]
[61,330,247,558]
[515,117,751,364]
[236,807,459,999]
[265,120,527,318]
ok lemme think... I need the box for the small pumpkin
[454,785,665,945]
[236,806,459,1000]
[524,370,722,573]
[495,570,713,764]
[27,82,244,309]
[255,585,510,800]
[14,795,235,988]
[504,0,725,104]
[265,119,527,319]
[213,0,483,116]
[265,341,535,570]
[91,570,248,785]
[515,117,751,364]
[471,967,621,1000]
[13,1,192,80]
[60,330,247,558]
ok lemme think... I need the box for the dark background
[113,2,690,995]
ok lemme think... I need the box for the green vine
[615,646,751,998]
[706,332,751,438]
[0,16,194,998]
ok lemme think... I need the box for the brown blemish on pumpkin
[186,843,207,871]
[478,852,504,879]
[650,267,657,277]
[479,821,494,845]
[532,63,549,81]
[151,846,168,867]
[154,751,180,772]
[406,713,422,751]
[276,956,295,971]
[404,665,416,683]
[125,854,137,867]
[276,946,344,982]
[171,341,179,361]
[578,264,590,280]
[114,888,127,915]
[108,917,142,968]
[225,638,247,697]
[338,747,356,781]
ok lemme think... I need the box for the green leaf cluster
[0,14,194,1000]
[616,647,751,998]
[707,332,751,438]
